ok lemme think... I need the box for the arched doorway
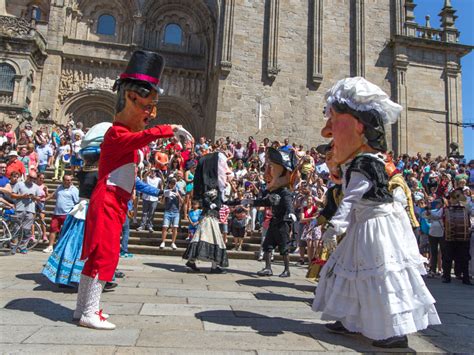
[149,95,203,139]
[59,89,115,128]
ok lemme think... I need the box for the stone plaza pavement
[0,252,473,354]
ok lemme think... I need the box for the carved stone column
[445,59,462,152]
[132,15,145,46]
[405,0,417,37]
[394,0,405,35]
[393,53,409,155]
[310,0,323,85]
[220,0,235,74]
[351,0,365,77]
[266,0,280,80]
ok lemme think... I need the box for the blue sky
[414,0,474,161]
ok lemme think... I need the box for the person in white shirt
[137,169,162,232]
[53,137,71,181]
[71,122,85,143]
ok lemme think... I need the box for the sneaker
[257,268,273,277]
[148,227,154,233]
[19,248,28,254]
[136,226,144,231]
[171,243,177,250]
[160,242,166,249]
[79,310,116,330]
[43,246,53,253]
[103,282,118,292]
[237,246,242,251]
[114,271,125,278]
[257,253,264,261]
[120,251,128,258]
[279,270,290,278]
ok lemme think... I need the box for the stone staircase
[40,168,299,261]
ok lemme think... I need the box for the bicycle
[7,214,43,254]
[0,205,13,249]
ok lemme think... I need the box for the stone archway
[59,89,115,128]
[148,95,203,139]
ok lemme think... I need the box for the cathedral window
[0,64,15,104]
[34,8,42,21]
[97,14,116,36]
[164,23,183,46]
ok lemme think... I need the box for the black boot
[372,335,408,348]
[257,252,273,276]
[325,321,357,335]
[186,260,200,272]
[279,254,290,278]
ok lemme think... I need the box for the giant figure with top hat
[74,50,193,330]
[244,147,298,278]
[312,77,441,348]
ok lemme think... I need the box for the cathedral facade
[0,0,471,156]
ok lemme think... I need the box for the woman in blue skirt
[42,123,111,286]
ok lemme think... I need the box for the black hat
[115,50,165,93]
[316,143,331,155]
[267,147,297,172]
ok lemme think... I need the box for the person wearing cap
[76,50,193,330]
[242,147,298,278]
[312,77,440,348]
[5,151,26,179]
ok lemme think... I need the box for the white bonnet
[324,77,402,125]
[81,122,113,150]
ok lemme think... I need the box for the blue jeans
[38,164,47,173]
[163,211,180,228]
[121,216,130,253]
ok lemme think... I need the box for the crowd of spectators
[0,120,473,278]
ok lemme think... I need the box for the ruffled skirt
[312,202,441,340]
[42,215,85,285]
[183,215,229,267]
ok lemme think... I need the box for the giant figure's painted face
[321,108,365,165]
[265,161,289,192]
[124,90,159,132]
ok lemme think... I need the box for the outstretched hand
[171,125,194,145]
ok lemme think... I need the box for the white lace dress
[312,154,441,340]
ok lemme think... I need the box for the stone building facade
[0,0,472,156]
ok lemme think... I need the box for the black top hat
[115,50,165,93]
[267,147,297,172]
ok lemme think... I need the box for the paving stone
[158,288,255,299]
[23,326,140,346]
[112,315,204,330]
[142,281,208,290]
[202,315,323,333]
[0,309,76,326]
[116,347,255,355]
[187,297,311,308]
[103,287,157,296]
[0,344,117,354]
[136,330,326,351]
[101,294,187,305]
[231,305,315,319]
[0,325,41,344]
[140,303,232,317]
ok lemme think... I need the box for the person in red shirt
[74,50,193,330]
[5,151,26,179]
[165,137,182,152]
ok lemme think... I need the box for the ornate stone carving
[0,15,31,37]
[59,61,120,103]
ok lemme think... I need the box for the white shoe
[79,311,115,330]
[160,242,165,249]
[171,243,177,250]
[73,310,109,321]
[42,246,53,253]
